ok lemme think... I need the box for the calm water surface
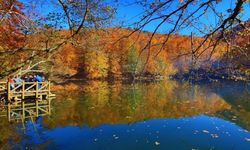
[1,80,250,150]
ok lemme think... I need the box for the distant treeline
[1,27,249,82]
[45,28,249,82]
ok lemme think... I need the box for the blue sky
[21,0,250,35]
[115,0,250,35]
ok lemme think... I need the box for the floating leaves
[202,130,210,134]
[113,134,119,140]
[215,126,220,131]
[231,116,237,121]
[193,130,199,134]
[125,116,132,119]
[211,134,219,138]
[155,141,160,146]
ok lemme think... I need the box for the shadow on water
[1,80,250,149]
[208,81,250,131]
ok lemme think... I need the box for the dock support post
[7,103,10,121]
[22,101,25,120]
[7,82,10,102]
[22,81,25,100]
[48,99,51,115]
[36,100,39,117]
[36,82,38,98]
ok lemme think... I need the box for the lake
[1,80,250,150]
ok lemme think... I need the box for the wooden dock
[4,99,51,122]
[0,81,55,122]
[6,81,55,102]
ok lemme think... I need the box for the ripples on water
[1,80,250,149]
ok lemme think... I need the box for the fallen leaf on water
[211,134,219,138]
[202,130,209,133]
[193,130,199,135]
[89,106,95,109]
[155,141,160,146]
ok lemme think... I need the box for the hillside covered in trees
[0,0,249,82]
[47,28,229,81]
[1,25,249,81]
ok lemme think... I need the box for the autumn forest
[0,0,249,82]
[0,0,250,149]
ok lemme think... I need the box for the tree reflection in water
[1,80,250,149]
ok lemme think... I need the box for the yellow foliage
[84,50,109,79]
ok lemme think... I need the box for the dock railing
[7,99,51,122]
[7,81,53,101]
[0,82,6,93]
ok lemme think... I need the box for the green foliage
[123,44,142,76]
[122,84,143,112]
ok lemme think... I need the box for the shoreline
[51,74,250,91]
[51,74,250,84]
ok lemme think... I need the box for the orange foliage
[0,0,25,50]
[50,28,227,79]
[52,43,79,77]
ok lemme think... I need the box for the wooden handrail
[6,81,51,101]
[6,99,51,121]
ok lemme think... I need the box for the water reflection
[211,82,250,131]
[44,81,233,128]
[21,115,250,150]
[0,99,51,149]
[1,80,250,149]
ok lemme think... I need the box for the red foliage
[0,0,26,49]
